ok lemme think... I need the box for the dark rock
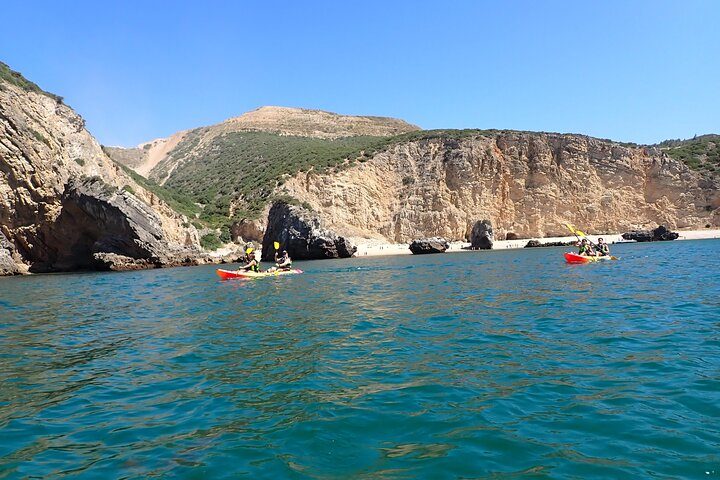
[505,232,520,241]
[31,176,201,272]
[409,237,449,254]
[622,230,653,242]
[622,225,679,242]
[652,225,679,241]
[524,239,575,248]
[469,220,494,249]
[261,201,357,260]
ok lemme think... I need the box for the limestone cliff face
[0,79,202,274]
[280,132,720,242]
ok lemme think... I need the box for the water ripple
[1,240,719,478]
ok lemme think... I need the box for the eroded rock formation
[0,71,203,274]
[469,220,494,249]
[261,201,356,260]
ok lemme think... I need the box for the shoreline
[353,229,720,258]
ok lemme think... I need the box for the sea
[1,239,719,479]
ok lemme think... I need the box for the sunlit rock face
[281,132,720,242]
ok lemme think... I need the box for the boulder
[652,225,680,241]
[261,201,357,260]
[525,239,575,248]
[409,237,449,254]
[622,225,679,242]
[505,232,521,241]
[469,220,494,249]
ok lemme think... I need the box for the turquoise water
[1,240,719,479]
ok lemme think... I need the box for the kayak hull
[216,268,303,279]
[564,252,612,264]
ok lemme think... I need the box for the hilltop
[105,106,419,177]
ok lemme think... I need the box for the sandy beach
[353,229,720,257]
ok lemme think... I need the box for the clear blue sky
[2,1,718,146]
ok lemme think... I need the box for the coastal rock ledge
[261,201,357,260]
[409,237,450,254]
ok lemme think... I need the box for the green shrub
[31,129,50,146]
[200,233,223,250]
[661,134,720,175]
[73,157,85,166]
[0,61,63,103]
[219,225,231,243]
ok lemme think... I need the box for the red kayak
[564,252,613,264]
[216,268,303,279]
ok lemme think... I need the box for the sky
[2,1,718,146]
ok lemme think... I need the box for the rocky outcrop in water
[622,225,679,242]
[409,237,449,254]
[0,66,203,274]
[469,220,494,249]
[261,201,356,260]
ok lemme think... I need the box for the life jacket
[251,260,260,273]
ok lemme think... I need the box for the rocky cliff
[279,131,720,242]
[0,66,202,274]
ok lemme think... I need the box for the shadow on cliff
[30,177,172,272]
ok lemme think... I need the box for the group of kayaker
[238,245,292,273]
[577,237,611,257]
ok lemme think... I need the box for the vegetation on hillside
[148,128,526,224]
[658,134,720,174]
[108,153,201,219]
[0,61,63,103]
[154,130,400,221]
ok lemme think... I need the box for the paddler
[268,250,292,272]
[275,250,292,271]
[596,238,610,257]
[238,249,261,272]
[577,238,595,256]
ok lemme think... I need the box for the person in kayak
[238,250,261,272]
[268,250,292,272]
[577,238,596,256]
[596,238,610,256]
